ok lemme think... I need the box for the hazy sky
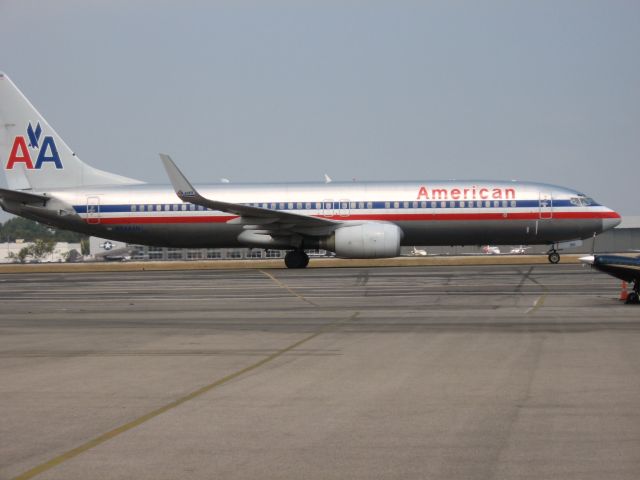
[1,0,639,221]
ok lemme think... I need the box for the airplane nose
[580,255,595,265]
[603,211,621,231]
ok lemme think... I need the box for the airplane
[482,245,501,255]
[409,246,428,256]
[0,72,622,269]
[92,239,133,262]
[580,255,640,304]
[509,245,531,254]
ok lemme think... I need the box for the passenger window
[403,201,409,208]
[420,201,426,208]
[367,202,373,209]
[131,205,137,212]
[288,202,293,209]
[385,202,390,209]
[510,200,516,208]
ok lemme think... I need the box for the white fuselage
[12,179,620,250]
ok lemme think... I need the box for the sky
[1,0,639,221]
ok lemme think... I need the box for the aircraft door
[322,199,334,217]
[338,199,350,217]
[86,196,101,224]
[539,193,553,219]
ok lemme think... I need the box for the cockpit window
[572,196,595,206]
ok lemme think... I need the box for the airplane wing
[0,188,49,206]
[160,154,338,233]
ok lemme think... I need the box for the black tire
[284,251,309,269]
[548,252,560,264]
[284,251,298,268]
[625,292,640,305]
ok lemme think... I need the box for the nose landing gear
[284,249,310,269]
[547,250,560,264]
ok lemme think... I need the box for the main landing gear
[547,249,560,264]
[284,249,309,269]
[626,281,640,305]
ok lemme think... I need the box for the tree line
[0,217,89,260]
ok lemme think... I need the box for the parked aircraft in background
[409,247,428,256]
[482,245,501,255]
[509,246,531,254]
[0,73,622,268]
[580,255,640,304]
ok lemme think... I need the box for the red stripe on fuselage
[89,211,618,225]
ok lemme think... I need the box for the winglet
[160,154,198,201]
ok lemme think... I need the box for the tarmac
[1,262,639,480]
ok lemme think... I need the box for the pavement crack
[259,270,318,307]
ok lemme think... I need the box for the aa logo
[5,122,62,170]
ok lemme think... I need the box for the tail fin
[0,72,143,191]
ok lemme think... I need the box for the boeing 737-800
[0,73,621,268]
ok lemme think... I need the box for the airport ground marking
[522,267,548,314]
[11,311,359,480]
[260,270,319,306]
[526,294,547,314]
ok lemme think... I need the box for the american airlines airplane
[0,73,622,268]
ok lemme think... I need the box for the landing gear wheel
[284,250,309,269]
[548,251,560,264]
[625,292,639,305]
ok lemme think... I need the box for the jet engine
[321,222,402,258]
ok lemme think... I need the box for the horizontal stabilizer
[0,187,49,206]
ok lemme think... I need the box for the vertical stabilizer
[0,72,143,190]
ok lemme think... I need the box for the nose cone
[580,255,595,265]
[603,211,622,231]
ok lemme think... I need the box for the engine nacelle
[324,222,402,258]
